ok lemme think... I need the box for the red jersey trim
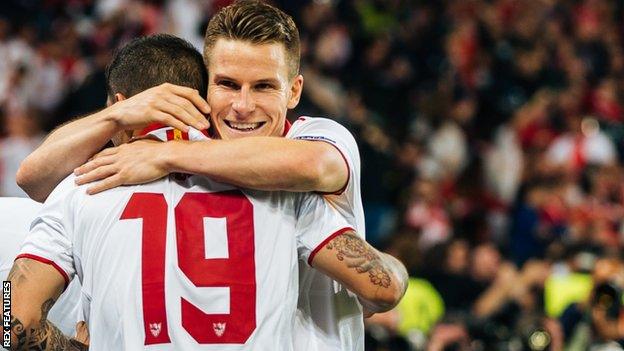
[166,129,175,141]
[15,253,70,289]
[139,123,167,136]
[139,123,206,139]
[282,120,292,136]
[314,140,350,196]
[307,227,355,266]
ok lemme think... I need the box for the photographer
[562,256,624,350]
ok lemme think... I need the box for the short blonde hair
[204,0,300,79]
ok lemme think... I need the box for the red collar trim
[282,120,292,136]
[139,123,167,136]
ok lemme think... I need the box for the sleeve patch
[294,135,337,144]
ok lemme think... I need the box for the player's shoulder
[290,116,347,131]
[242,187,300,208]
[182,174,238,193]
[0,196,41,210]
[0,197,41,221]
[45,174,88,205]
[288,116,357,144]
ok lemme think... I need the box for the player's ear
[106,93,127,107]
[287,74,303,109]
[115,93,127,103]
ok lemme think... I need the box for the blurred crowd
[2,0,624,350]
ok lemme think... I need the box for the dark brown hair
[204,0,300,78]
[106,34,207,99]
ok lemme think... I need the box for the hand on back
[74,140,170,194]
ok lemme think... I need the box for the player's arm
[16,83,210,202]
[16,109,123,202]
[74,136,347,195]
[165,137,347,192]
[7,258,88,350]
[309,231,408,313]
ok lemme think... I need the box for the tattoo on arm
[325,232,391,288]
[11,316,88,351]
[11,299,88,351]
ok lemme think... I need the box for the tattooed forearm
[10,316,27,350]
[323,232,409,314]
[10,299,88,351]
[326,233,392,288]
[10,316,88,351]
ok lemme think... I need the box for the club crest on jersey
[149,323,162,337]
[213,322,226,337]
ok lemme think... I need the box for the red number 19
[121,191,256,345]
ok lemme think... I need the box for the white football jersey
[19,172,351,350]
[286,117,366,351]
[0,197,82,337]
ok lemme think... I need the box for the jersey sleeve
[294,192,354,266]
[287,117,360,195]
[17,176,80,288]
[0,198,41,280]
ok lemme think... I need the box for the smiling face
[207,39,303,140]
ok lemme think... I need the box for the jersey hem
[307,227,355,266]
[15,253,70,289]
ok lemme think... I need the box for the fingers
[75,164,117,186]
[162,94,210,130]
[91,147,117,160]
[118,83,211,132]
[154,110,192,133]
[166,83,211,115]
[87,174,122,195]
[74,321,90,345]
[74,155,115,176]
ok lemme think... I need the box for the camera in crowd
[592,282,623,320]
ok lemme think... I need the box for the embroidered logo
[149,323,162,337]
[213,322,226,337]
